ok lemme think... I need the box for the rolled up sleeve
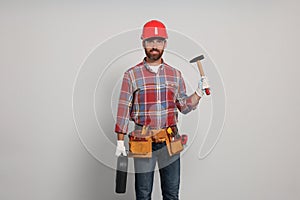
[115,71,133,134]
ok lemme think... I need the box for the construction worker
[115,20,208,200]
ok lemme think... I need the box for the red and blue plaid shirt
[115,58,199,134]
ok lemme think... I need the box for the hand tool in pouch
[115,155,128,193]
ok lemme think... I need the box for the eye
[147,39,155,43]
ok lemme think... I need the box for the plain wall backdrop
[1,1,299,200]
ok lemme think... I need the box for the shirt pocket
[165,81,178,92]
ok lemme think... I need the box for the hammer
[190,55,211,95]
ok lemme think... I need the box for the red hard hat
[141,20,168,40]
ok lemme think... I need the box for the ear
[142,41,146,48]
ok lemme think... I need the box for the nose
[151,41,158,48]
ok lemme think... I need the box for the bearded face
[143,38,166,61]
[144,48,164,61]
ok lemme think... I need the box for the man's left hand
[196,76,210,97]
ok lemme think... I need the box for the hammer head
[189,55,204,63]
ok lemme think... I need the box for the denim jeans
[134,142,180,200]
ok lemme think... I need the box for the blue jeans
[134,142,180,200]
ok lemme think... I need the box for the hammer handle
[196,60,205,77]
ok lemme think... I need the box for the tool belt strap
[150,129,168,143]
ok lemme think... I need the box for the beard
[145,48,164,61]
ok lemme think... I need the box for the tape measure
[167,127,173,135]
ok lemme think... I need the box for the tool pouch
[128,129,152,158]
[166,126,184,156]
[169,139,184,155]
[129,139,152,158]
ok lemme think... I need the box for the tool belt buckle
[150,129,167,143]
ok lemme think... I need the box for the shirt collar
[143,57,165,72]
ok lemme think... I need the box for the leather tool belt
[128,125,183,158]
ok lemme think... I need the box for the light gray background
[1,1,299,200]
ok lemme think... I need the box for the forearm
[192,91,201,103]
[176,91,201,114]
[117,133,125,140]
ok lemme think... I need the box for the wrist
[195,88,204,97]
[117,133,125,140]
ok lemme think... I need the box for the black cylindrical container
[115,155,128,193]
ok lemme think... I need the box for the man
[115,20,208,200]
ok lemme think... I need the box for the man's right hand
[115,140,127,156]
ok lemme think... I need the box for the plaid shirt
[115,58,199,134]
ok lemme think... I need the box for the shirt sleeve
[114,71,133,134]
[176,71,199,114]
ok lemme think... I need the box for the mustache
[150,48,159,52]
